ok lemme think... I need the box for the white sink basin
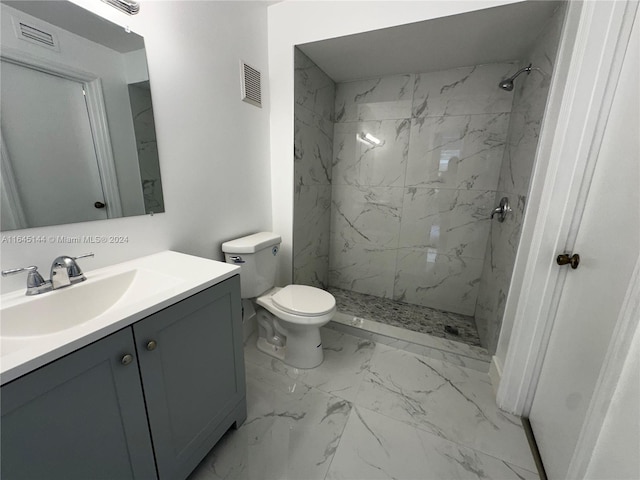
[1,269,181,338]
[2,270,136,337]
[0,251,240,385]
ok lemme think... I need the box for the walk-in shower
[292,2,566,356]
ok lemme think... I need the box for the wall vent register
[240,61,262,108]
[12,18,58,50]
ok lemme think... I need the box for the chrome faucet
[2,253,94,295]
[50,254,94,289]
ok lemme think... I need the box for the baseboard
[489,355,502,398]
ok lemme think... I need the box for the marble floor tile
[354,344,537,472]
[326,406,539,480]
[189,362,351,480]
[191,328,538,480]
[244,328,376,403]
[328,312,490,363]
[326,316,490,374]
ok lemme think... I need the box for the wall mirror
[0,0,164,231]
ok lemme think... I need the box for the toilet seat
[272,285,335,317]
[256,286,336,326]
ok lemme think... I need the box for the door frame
[1,47,124,219]
[496,0,638,414]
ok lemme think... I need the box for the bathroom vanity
[0,252,246,480]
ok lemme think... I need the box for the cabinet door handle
[146,340,157,351]
[121,353,134,365]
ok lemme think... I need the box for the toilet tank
[221,232,281,298]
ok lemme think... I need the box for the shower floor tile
[327,287,482,347]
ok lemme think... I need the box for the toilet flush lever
[229,256,245,264]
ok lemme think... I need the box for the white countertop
[0,251,239,385]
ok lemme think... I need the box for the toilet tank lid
[222,232,281,253]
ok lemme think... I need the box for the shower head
[498,63,533,91]
[498,79,515,92]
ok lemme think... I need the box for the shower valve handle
[490,197,512,223]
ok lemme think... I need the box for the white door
[0,60,108,228]
[528,14,639,480]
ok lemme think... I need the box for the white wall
[0,0,272,292]
[267,0,523,285]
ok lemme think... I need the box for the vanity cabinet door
[133,275,246,480]
[0,328,157,480]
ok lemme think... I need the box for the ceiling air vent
[13,18,58,51]
[240,61,262,108]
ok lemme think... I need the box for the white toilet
[222,232,336,369]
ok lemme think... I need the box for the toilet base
[255,325,325,369]
[256,337,286,362]
[282,325,324,369]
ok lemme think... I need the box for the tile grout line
[323,336,398,478]
[321,403,357,480]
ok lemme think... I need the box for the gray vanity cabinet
[0,328,157,479]
[1,275,246,480]
[133,274,246,480]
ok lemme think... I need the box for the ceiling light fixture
[101,0,140,16]
[357,132,384,147]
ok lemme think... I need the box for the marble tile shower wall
[475,4,566,353]
[129,84,164,214]
[329,64,516,316]
[293,48,336,288]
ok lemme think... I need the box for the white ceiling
[298,1,563,83]
[3,0,144,52]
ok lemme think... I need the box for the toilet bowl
[254,285,335,368]
[222,232,337,369]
